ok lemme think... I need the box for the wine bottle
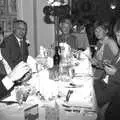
[53,46,61,66]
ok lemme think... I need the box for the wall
[17,0,55,57]
[17,0,35,57]
[36,0,55,55]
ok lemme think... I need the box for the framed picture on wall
[0,0,5,7]
[8,0,17,15]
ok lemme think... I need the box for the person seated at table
[1,20,29,69]
[0,61,31,100]
[92,20,119,79]
[94,52,120,120]
[57,17,78,50]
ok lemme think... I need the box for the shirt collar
[15,35,23,43]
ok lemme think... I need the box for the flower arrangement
[47,0,68,6]
[43,0,70,23]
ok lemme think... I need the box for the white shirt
[15,35,30,47]
[15,36,23,47]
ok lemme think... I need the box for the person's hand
[104,64,117,75]
[21,69,32,83]
[8,61,31,82]
[103,59,111,65]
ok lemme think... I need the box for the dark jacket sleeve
[94,62,120,107]
[0,74,11,100]
[94,79,120,107]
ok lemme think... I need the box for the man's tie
[20,40,23,48]
[20,40,24,60]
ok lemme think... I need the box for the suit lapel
[12,34,24,57]
[11,34,28,62]
[12,35,21,48]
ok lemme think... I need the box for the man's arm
[0,61,31,100]
[94,63,120,107]
[94,79,119,107]
[1,38,14,69]
[0,75,14,100]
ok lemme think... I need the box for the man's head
[13,20,27,39]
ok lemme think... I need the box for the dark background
[71,0,120,23]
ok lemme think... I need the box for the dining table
[0,46,98,120]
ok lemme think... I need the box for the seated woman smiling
[92,21,119,79]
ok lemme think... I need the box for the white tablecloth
[0,100,97,120]
[0,51,98,120]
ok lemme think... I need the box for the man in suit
[0,61,31,100]
[94,54,120,120]
[1,20,29,69]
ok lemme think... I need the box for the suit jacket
[0,60,23,100]
[0,74,11,100]
[1,34,29,69]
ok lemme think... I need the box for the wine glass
[15,87,24,107]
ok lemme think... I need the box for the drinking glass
[15,87,24,107]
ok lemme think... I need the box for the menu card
[24,104,39,120]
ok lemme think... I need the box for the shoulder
[4,34,15,42]
[3,34,16,45]
[106,37,117,46]
[105,37,118,49]
[4,34,14,39]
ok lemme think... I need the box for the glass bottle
[53,46,61,66]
